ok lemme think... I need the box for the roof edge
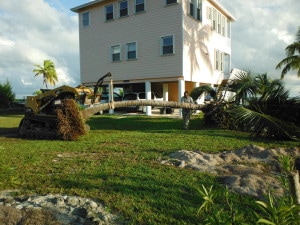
[70,0,104,13]
[209,0,236,22]
[71,0,236,22]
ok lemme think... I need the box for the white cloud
[0,0,80,98]
[0,0,299,98]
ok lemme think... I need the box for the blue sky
[0,0,299,98]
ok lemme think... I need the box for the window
[161,35,174,55]
[208,7,227,36]
[215,50,224,71]
[196,0,202,21]
[217,13,221,34]
[126,42,137,60]
[135,0,145,13]
[212,8,217,30]
[105,4,114,21]
[221,15,225,36]
[227,18,231,38]
[111,45,121,62]
[82,12,89,27]
[189,0,202,21]
[189,0,194,17]
[207,7,212,20]
[166,0,177,5]
[119,0,128,17]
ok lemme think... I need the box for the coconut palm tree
[33,60,58,88]
[196,71,300,140]
[276,27,300,79]
[227,73,300,140]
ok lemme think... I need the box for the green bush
[0,80,15,108]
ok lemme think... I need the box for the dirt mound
[161,144,300,197]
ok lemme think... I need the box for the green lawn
[0,113,298,224]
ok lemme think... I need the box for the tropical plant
[198,185,215,213]
[195,71,300,140]
[0,79,15,108]
[197,185,256,224]
[190,85,216,102]
[255,191,300,225]
[33,59,58,88]
[33,90,42,96]
[226,73,300,139]
[276,27,300,79]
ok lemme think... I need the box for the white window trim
[160,35,175,56]
[126,42,138,60]
[189,0,194,17]
[215,49,224,71]
[119,0,129,18]
[165,0,178,6]
[188,0,201,21]
[111,44,122,62]
[135,0,146,14]
[105,4,114,21]
[82,11,90,27]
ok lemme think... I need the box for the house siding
[182,0,232,85]
[78,0,183,84]
[72,0,235,102]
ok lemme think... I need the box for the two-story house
[71,0,235,113]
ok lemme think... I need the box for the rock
[0,191,120,225]
[161,145,300,198]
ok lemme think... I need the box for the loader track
[18,118,59,140]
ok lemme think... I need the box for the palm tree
[276,27,300,79]
[33,60,58,88]
[227,73,300,140]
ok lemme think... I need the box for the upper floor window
[197,0,202,21]
[217,13,221,34]
[126,42,137,60]
[207,7,212,20]
[119,0,128,17]
[189,0,202,21]
[212,8,217,30]
[105,4,114,21]
[82,12,89,27]
[166,0,177,5]
[221,15,225,36]
[189,0,194,17]
[111,45,121,62]
[161,35,174,55]
[135,0,145,13]
[208,7,226,37]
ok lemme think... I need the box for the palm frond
[227,106,300,140]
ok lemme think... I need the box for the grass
[0,112,299,224]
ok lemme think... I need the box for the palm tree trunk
[288,171,300,205]
[81,100,204,120]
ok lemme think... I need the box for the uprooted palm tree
[198,71,300,140]
[33,59,58,88]
[276,27,300,79]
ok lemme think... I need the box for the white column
[145,81,151,115]
[163,83,169,101]
[108,79,114,114]
[178,79,185,117]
